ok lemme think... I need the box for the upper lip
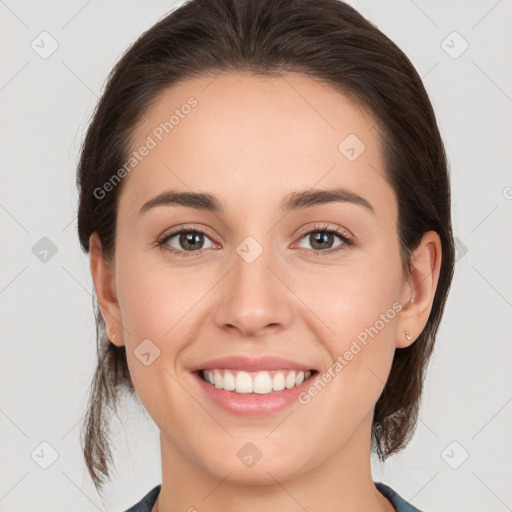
[189,355,316,373]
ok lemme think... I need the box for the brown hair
[77,0,455,494]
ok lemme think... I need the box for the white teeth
[202,369,314,394]
[272,372,285,391]
[253,371,273,394]
[235,371,253,393]
[285,371,296,389]
[223,371,236,391]
[214,369,223,388]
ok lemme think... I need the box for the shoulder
[375,482,425,512]
[123,484,161,512]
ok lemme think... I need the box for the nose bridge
[234,235,274,289]
[214,233,291,336]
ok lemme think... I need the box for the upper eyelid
[297,224,352,239]
[160,225,217,243]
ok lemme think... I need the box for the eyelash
[156,223,354,258]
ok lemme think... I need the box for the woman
[77,0,455,510]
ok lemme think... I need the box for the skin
[89,72,441,512]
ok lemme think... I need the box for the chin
[199,440,311,486]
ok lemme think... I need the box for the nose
[213,241,294,338]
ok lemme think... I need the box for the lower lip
[192,371,316,417]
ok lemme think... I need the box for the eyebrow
[138,187,375,216]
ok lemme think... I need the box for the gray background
[1,0,511,511]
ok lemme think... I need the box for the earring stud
[405,330,412,341]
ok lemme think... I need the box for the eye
[157,226,216,258]
[156,223,354,259]
[295,224,353,256]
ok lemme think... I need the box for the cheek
[118,268,194,428]
[299,260,401,345]
[114,251,205,401]
[297,259,401,408]
[115,248,190,339]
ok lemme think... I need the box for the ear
[89,232,124,347]
[396,230,442,349]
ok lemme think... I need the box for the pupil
[311,232,333,250]
[181,232,203,250]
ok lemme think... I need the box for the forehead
[120,72,395,221]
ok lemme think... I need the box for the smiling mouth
[197,368,318,394]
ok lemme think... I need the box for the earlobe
[89,232,124,347]
[396,231,442,349]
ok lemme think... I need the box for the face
[91,72,431,485]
